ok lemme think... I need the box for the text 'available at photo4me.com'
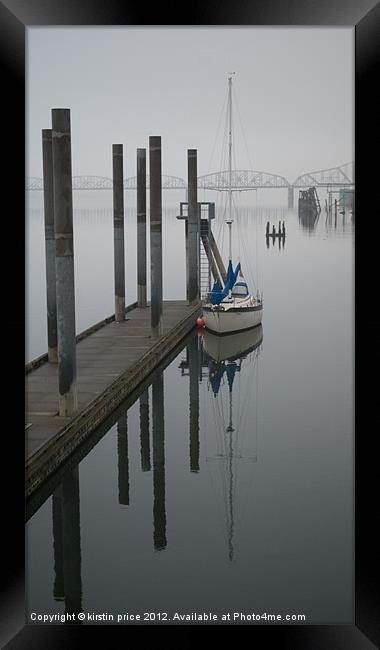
[30,611,307,624]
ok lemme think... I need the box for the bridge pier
[288,185,294,209]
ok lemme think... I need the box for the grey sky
[27,27,353,184]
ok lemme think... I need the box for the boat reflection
[201,325,263,561]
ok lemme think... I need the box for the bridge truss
[25,162,354,191]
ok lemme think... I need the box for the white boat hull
[203,299,263,335]
[203,324,263,361]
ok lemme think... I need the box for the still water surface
[26,190,354,624]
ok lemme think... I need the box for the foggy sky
[27,27,353,184]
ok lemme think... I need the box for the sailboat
[202,74,263,335]
[202,325,263,560]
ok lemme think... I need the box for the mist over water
[26,188,354,623]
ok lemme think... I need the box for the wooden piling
[52,108,78,417]
[137,148,147,307]
[188,149,199,304]
[42,128,58,363]
[150,136,163,336]
[112,144,126,322]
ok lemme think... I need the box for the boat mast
[227,73,235,262]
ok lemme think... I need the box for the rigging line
[233,85,255,171]
[207,87,229,176]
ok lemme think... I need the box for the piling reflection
[188,336,200,472]
[43,326,262,609]
[139,390,151,472]
[52,467,83,621]
[152,372,167,551]
[117,412,129,506]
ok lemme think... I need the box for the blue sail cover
[209,261,242,305]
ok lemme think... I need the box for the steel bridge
[25,162,354,191]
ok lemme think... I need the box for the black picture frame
[2,1,379,647]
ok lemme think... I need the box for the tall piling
[152,371,166,550]
[52,108,78,417]
[150,136,163,336]
[113,144,126,322]
[42,128,58,363]
[137,148,147,307]
[188,149,199,304]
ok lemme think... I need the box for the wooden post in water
[52,108,78,417]
[42,128,58,363]
[266,221,270,236]
[188,149,199,304]
[137,148,147,307]
[112,144,126,322]
[149,136,163,336]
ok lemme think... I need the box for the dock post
[266,221,270,236]
[42,128,58,363]
[137,148,147,307]
[288,185,294,209]
[152,371,166,550]
[140,389,151,471]
[117,412,129,506]
[112,144,126,322]
[188,336,200,472]
[149,136,163,336]
[52,108,78,417]
[188,149,199,305]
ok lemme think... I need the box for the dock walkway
[26,300,201,497]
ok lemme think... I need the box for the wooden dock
[25,300,201,498]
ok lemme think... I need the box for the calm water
[26,190,354,624]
